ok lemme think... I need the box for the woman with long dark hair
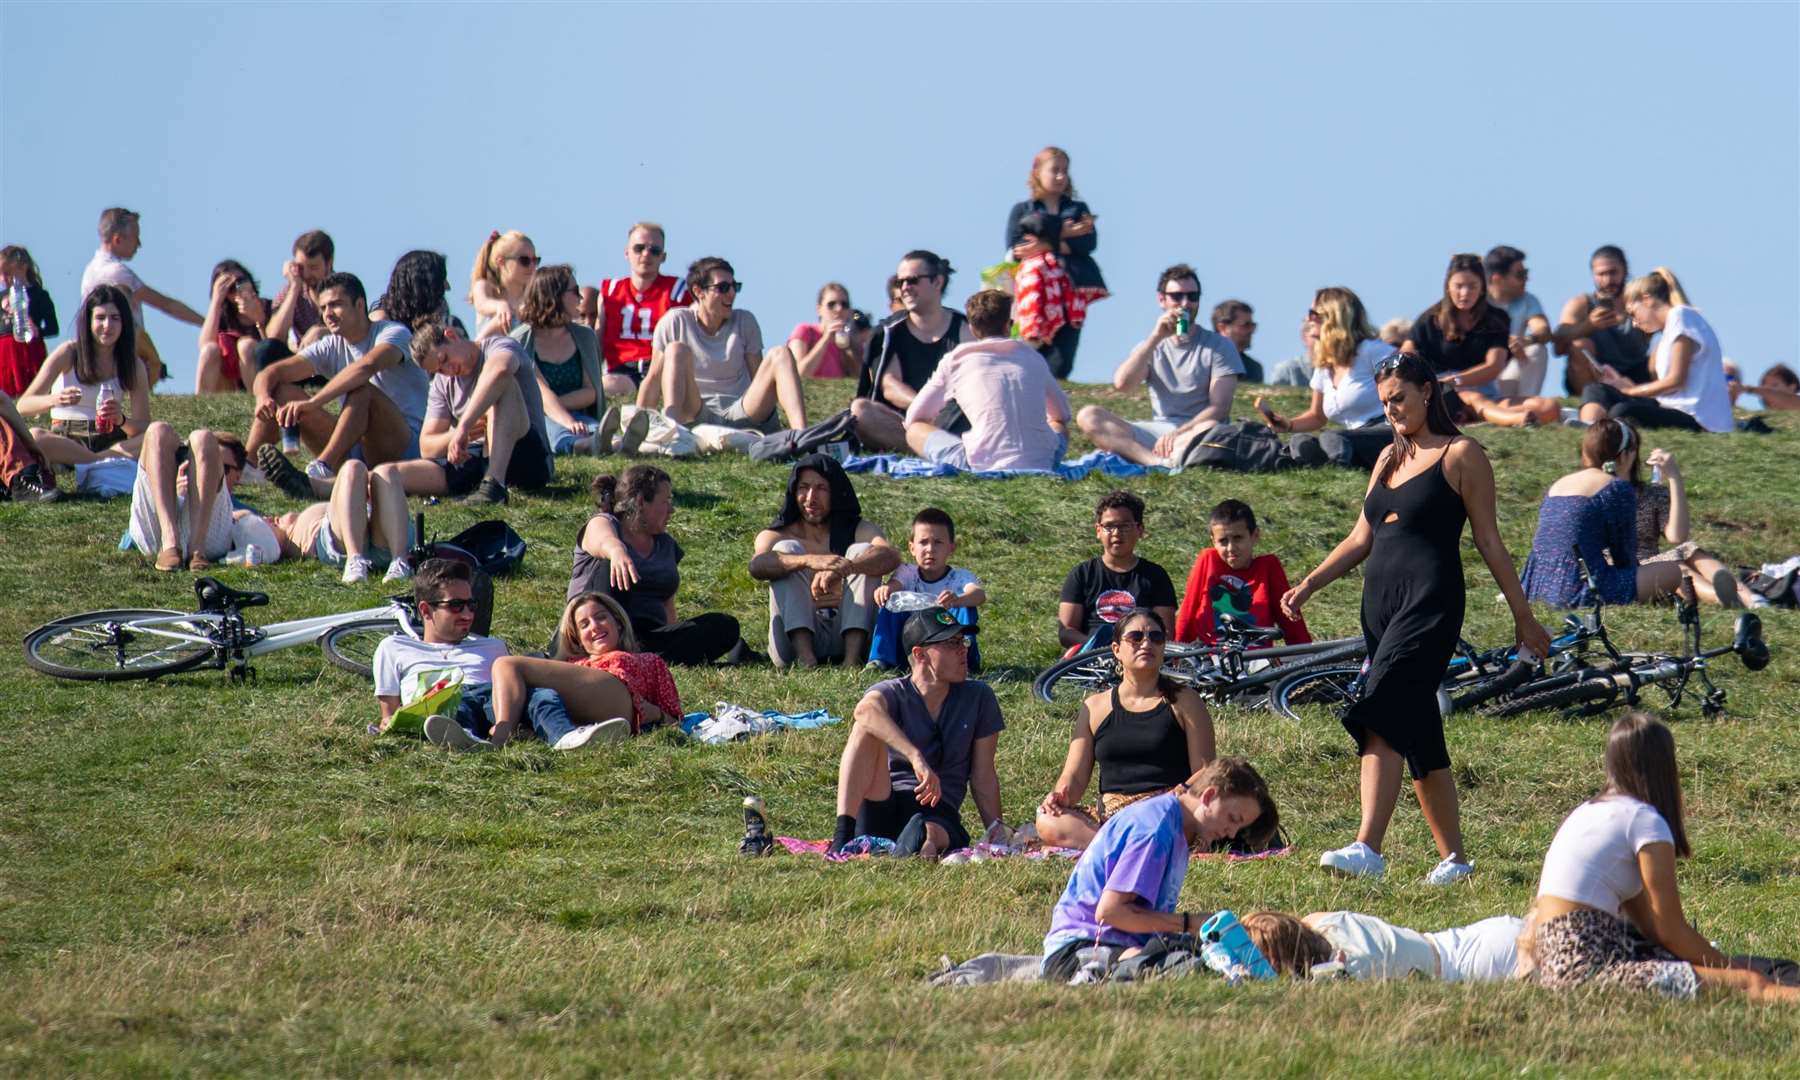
[195,259,269,393]
[1035,608,1218,851]
[371,250,455,330]
[1282,352,1548,885]
[17,284,152,466]
[1529,712,1796,1003]
[1403,254,1559,428]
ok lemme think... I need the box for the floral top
[1013,252,1087,343]
[1521,478,1639,608]
[572,650,681,733]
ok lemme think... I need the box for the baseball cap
[901,607,975,652]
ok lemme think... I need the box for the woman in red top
[195,259,269,393]
[488,592,682,744]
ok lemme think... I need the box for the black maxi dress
[1344,443,1467,778]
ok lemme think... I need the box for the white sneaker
[619,409,652,454]
[553,717,631,750]
[382,557,413,583]
[341,555,373,584]
[424,713,494,752]
[1426,854,1475,885]
[1319,840,1387,879]
[305,459,336,482]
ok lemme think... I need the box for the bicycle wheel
[1032,648,1120,705]
[1482,674,1619,719]
[23,609,216,681]
[1223,638,1368,701]
[320,616,402,680]
[1270,665,1363,721]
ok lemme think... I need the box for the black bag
[1177,421,1289,473]
[1743,563,1798,609]
[748,408,859,463]
[405,517,526,638]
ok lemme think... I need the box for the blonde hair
[469,229,533,303]
[1310,287,1378,370]
[1623,267,1691,309]
[554,592,640,659]
[1379,317,1412,345]
[1241,912,1334,977]
[1027,146,1078,202]
[627,222,666,245]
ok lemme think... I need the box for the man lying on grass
[829,608,1002,857]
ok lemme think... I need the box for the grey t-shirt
[426,336,551,470]
[875,676,1005,813]
[568,514,683,632]
[650,307,765,410]
[1496,292,1547,337]
[301,319,430,431]
[1148,327,1245,423]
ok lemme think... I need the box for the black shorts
[856,788,969,852]
[609,363,646,387]
[432,430,551,495]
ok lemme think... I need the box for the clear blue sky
[4,2,1795,394]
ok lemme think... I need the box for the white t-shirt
[1424,916,1525,984]
[1652,305,1730,433]
[300,320,430,431]
[372,633,509,702]
[1308,338,1391,428]
[1537,795,1675,915]
[1310,911,1524,983]
[890,563,980,599]
[650,307,765,409]
[79,248,145,324]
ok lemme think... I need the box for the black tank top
[1093,686,1189,795]
[1589,294,1652,383]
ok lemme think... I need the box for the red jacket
[1174,550,1311,646]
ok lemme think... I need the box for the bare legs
[1354,732,1464,860]
[638,342,807,430]
[1034,805,1100,850]
[849,398,907,452]
[488,655,637,744]
[835,718,949,857]
[140,422,223,570]
[1075,405,1167,467]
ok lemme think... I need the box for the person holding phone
[195,260,269,394]
[1554,245,1653,395]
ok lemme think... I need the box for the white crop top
[1536,795,1675,915]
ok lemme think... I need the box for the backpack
[747,408,859,463]
[404,516,527,638]
[1177,421,1290,473]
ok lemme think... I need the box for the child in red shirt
[1175,499,1312,647]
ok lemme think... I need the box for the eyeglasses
[1305,310,1323,323]
[824,300,848,309]
[895,275,937,288]
[507,254,541,268]
[426,598,476,613]
[1163,291,1200,303]
[1097,521,1140,534]
[631,244,665,256]
[929,636,969,651]
[704,280,742,294]
[1121,629,1167,645]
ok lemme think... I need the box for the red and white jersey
[597,275,689,371]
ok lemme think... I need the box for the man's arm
[304,342,402,406]
[968,733,1002,831]
[748,527,846,581]
[136,283,204,326]
[846,523,902,579]
[879,366,918,410]
[850,688,939,803]
[416,417,454,459]
[902,367,950,426]
[1112,335,1162,392]
[1057,601,1089,650]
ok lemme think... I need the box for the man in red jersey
[580,222,690,400]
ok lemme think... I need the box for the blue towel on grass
[839,450,1167,481]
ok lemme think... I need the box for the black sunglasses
[1121,629,1167,645]
[632,243,665,256]
[426,598,476,613]
[705,280,742,294]
[895,275,937,288]
[1163,290,1200,303]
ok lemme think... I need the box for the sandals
[154,547,183,573]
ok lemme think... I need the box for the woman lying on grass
[1036,608,1215,851]
[1526,712,1796,1004]
[488,592,682,749]
[1243,910,1526,983]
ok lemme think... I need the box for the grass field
[2,383,1797,1076]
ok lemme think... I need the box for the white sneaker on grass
[1426,854,1474,885]
[552,717,632,750]
[305,458,336,482]
[341,555,373,584]
[382,557,413,583]
[424,713,494,752]
[1319,840,1387,879]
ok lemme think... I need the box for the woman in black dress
[1281,353,1547,885]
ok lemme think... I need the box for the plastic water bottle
[8,283,33,344]
[739,796,773,856]
[885,591,938,613]
[94,385,116,433]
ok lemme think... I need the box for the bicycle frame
[93,601,415,681]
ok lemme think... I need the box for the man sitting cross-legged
[372,558,603,753]
[251,272,432,498]
[829,608,1004,857]
[367,319,553,508]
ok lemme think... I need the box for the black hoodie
[769,453,862,556]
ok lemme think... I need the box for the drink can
[1175,310,1190,336]
[1651,464,1663,485]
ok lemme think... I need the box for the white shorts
[1128,420,1179,450]
[1426,915,1526,983]
[127,466,236,560]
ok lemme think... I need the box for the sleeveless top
[49,365,124,422]
[1093,686,1189,795]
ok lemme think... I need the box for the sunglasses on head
[427,598,476,613]
[1376,353,1408,375]
[1121,629,1167,645]
[632,243,664,256]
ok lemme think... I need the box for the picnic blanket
[840,449,1168,481]
[678,703,840,744]
[776,836,1082,864]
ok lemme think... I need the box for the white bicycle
[23,577,418,683]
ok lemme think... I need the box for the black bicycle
[1032,613,1366,707]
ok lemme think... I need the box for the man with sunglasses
[850,250,974,452]
[1211,300,1263,384]
[1075,264,1244,468]
[636,256,808,436]
[584,223,690,400]
[829,607,1004,857]
[1484,246,1552,398]
[373,559,597,752]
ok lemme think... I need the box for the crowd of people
[1,143,1793,1007]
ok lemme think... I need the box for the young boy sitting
[869,507,986,670]
[1058,490,1178,653]
[1174,498,1311,646]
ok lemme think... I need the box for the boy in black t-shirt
[1057,490,1178,652]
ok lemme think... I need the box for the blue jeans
[546,411,598,455]
[452,683,577,744]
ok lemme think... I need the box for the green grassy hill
[3,384,1796,1076]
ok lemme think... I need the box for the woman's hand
[97,395,124,428]
[1062,215,1095,238]
[1280,581,1314,622]
[1515,613,1552,661]
[1039,787,1072,817]
[1255,395,1289,432]
[1645,447,1680,482]
[609,550,639,592]
[1010,237,1051,262]
[209,274,234,307]
[56,385,84,408]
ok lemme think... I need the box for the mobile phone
[1255,399,1277,423]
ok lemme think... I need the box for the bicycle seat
[194,577,269,613]
[1218,614,1281,644]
